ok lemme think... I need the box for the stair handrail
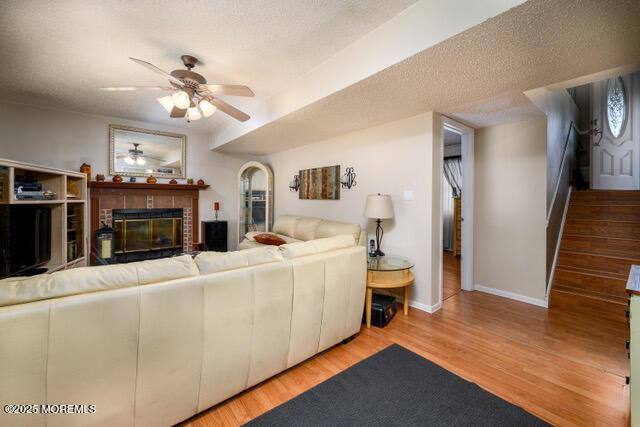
[547,120,575,225]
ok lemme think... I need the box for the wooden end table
[365,255,415,328]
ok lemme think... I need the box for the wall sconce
[289,174,300,192]
[341,167,357,189]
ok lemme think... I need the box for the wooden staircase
[551,190,640,310]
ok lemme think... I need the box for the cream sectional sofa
[0,235,366,427]
[239,215,367,250]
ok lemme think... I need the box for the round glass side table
[366,255,415,328]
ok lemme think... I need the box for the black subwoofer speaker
[201,221,228,252]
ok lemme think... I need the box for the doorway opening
[442,129,462,301]
[440,116,474,306]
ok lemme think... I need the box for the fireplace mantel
[88,182,209,191]
[88,181,210,264]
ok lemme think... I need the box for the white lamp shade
[364,194,394,219]
[187,106,202,120]
[157,96,174,113]
[172,91,191,109]
[198,99,217,117]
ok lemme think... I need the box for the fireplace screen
[112,208,183,262]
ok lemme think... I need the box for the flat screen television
[0,205,52,278]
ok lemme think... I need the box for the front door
[592,73,640,189]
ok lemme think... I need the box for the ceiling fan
[101,55,254,122]
[120,143,146,165]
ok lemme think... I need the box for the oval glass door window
[606,76,627,138]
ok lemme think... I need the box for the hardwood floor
[181,291,629,427]
[443,250,461,300]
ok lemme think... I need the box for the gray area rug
[246,344,549,426]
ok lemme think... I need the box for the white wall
[474,117,547,303]
[525,88,579,211]
[0,101,247,248]
[263,112,440,311]
[525,88,579,287]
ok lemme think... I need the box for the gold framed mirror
[109,124,186,178]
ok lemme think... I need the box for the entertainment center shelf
[0,158,88,276]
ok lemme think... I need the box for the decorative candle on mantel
[214,202,220,221]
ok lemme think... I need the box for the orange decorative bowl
[146,176,157,184]
[112,175,123,183]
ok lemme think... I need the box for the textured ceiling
[218,0,640,154]
[0,0,417,131]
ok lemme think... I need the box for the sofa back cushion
[272,215,299,237]
[279,234,355,259]
[272,215,362,244]
[136,255,200,285]
[195,246,284,275]
[292,217,322,240]
[315,220,361,243]
[0,255,199,307]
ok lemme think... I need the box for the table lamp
[364,194,394,256]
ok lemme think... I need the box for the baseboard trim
[394,296,442,314]
[474,284,549,308]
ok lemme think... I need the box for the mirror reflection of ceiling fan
[101,55,254,122]
[116,143,165,166]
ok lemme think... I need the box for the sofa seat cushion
[195,246,284,275]
[0,255,199,307]
[279,234,356,259]
[254,233,287,246]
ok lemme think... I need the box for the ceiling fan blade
[201,84,255,97]
[170,106,187,118]
[100,86,177,91]
[210,97,250,122]
[129,57,184,87]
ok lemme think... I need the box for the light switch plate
[403,190,414,201]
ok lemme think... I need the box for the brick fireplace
[88,181,209,264]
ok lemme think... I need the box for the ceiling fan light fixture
[198,99,217,118]
[136,157,146,165]
[187,106,202,121]
[157,95,175,113]
[172,90,191,109]
[124,156,135,165]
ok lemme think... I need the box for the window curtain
[442,156,462,251]
[443,157,462,197]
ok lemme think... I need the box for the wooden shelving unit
[0,158,88,273]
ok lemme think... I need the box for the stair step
[557,250,637,277]
[551,284,628,306]
[567,204,640,221]
[556,265,628,280]
[553,268,627,298]
[563,218,640,239]
[571,190,640,205]
[550,288,628,323]
[560,234,640,259]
